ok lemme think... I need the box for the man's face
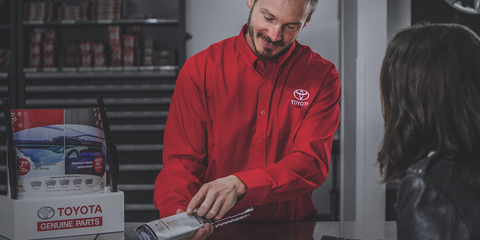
[245,0,311,61]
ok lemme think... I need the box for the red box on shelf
[91,0,121,20]
[43,41,55,69]
[43,40,54,54]
[81,53,92,67]
[43,54,54,68]
[110,45,122,67]
[142,38,154,66]
[29,43,41,68]
[94,55,106,67]
[123,50,133,67]
[24,2,52,21]
[30,32,42,44]
[92,43,105,56]
[109,26,120,47]
[80,41,91,55]
[58,3,87,21]
[123,35,134,51]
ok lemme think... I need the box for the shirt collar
[237,24,296,72]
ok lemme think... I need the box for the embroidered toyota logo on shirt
[291,89,310,108]
[294,89,309,101]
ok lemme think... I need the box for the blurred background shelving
[0,0,187,222]
[0,0,15,202]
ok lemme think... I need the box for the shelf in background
[4,0,186,223]
[110,124,165,132]
[24,67,177,79]
[115,144,162,152]
[107,111,168,119]
[25,97,172,107]
[23,19,179,26]
[26,84,175,93]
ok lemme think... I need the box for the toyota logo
[294,89,310,101]
[37,206,55,220]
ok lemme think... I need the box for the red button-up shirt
[154,24,341,221]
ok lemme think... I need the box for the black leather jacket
[396,156,480,240]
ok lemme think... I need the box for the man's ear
[302,16,311,29]
[247,0,255,9]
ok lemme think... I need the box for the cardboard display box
[0,190,124,240]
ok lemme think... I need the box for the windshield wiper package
[8,107,107,197]
[135,206,253,240]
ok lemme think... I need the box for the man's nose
[269,25,283,42]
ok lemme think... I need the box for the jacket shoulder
[398,156,480,239]
[294,43,336,68]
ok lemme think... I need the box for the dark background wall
[412,0,480,34]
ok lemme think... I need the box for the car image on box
[15,133,106,176]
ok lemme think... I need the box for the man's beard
[247,8,293,61]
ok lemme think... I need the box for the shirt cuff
[234,169,271,206]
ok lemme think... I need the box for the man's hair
[252,0,318,21]
[378,23,480,188]
[306,0,318,20]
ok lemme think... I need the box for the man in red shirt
[154,0,341,238]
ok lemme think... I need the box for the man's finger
[214,198,234,220]
[196,190,217,217]
[194,228,206,239]
[207,223,214,237]
[187,187,207,214]
[203,223,214,239]
[205,196,224,219]
[183,223,211,240]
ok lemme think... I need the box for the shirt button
[263,81,268,86]
[260,110,266,115]
[257,139,263,144]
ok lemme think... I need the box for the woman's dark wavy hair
[378,23,480,188]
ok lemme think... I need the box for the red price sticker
[94,155,103,173]
[19,158,31,176]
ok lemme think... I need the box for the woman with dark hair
[378,23,480,240]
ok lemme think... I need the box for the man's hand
[177,209,214,240]
[187,175,248,220]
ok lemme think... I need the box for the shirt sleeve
[396,175,457,240]
[153,60,208,218]
[234,65,341,206]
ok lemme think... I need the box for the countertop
[1,221,397,240]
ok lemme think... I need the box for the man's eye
[287,25,300,30]
[264,15,272,20]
